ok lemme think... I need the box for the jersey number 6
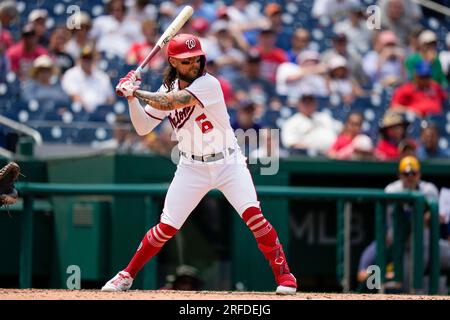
[195,113,214,134]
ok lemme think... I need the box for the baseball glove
[0,161,20,206]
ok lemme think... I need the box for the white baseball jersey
[132,72,260,229]
[144,73,238,156]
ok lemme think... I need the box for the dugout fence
[14,183,440,294]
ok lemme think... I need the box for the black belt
[181,148,235,162]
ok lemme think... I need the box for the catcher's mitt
[0,161,20,206]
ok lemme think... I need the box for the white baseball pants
[160,150,260,229]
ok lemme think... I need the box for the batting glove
[118,70,141,86]
[116,70,141,97]
[116,80,139,98]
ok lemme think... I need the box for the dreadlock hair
[163,64,177,92]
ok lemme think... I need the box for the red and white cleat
[276,273,297,295]
[101,271,134,292]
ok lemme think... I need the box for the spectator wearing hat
[405,30,447,87]
[322,33,368,86]
[312,0,362,21]
[276,50,327,101]
[61,46,115,113]
[391,60,446,117]
[90,0,143,58]
[328,112,374,160]
[281,92,342,155]
[233,50,280,111]
[22,55,70,112]
[325,55,364,105]
[357,155,450,292]
[65,11,95,60]
[378,0,421,48]
[28,9,49,47]
[374,110,415,161]
[416,122,450,160]
[287,28,312,63]
[351,134,375,160]
[6,23,48,80]
[126,19,164,70]
[264,3,293,51]
[251,26,288,84]
[0,0,18,29]
[439,32,450,82]
[48,26,74,75]
[206,20,245,84]
[362,30,406,87]
[332,2,372,57]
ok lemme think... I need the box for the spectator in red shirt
[6,23,48,80]
[391,60,446,117]
[328,112,371,160]
[126,19,164,70]
[252,26,288,83]
[374,110,416,161]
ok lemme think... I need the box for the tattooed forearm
[134,90,196,111]
[134,90,172,110]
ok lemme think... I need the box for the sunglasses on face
[401,171,419,177]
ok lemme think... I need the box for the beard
[177,69,199,83]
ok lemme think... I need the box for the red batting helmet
[167,34,206,59]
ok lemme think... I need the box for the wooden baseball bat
[116,5,194,96]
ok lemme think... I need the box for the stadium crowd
[0,0,449,161]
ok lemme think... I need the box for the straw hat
[29,55,58,78]
[379,110,409,130]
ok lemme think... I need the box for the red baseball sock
[124,222,177,278]
[242,207,293,283]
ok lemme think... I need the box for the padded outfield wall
[0,155,449,291]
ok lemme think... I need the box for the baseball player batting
[102,34,297,295]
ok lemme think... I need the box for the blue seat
[263,110,282,128]
[88,104,113,122]
[38,126,72,143]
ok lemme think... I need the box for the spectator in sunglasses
[357,156,450,293]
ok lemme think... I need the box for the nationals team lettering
[168,105,195,130]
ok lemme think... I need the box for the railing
[15,183,440,294]
[0,114,42,146]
